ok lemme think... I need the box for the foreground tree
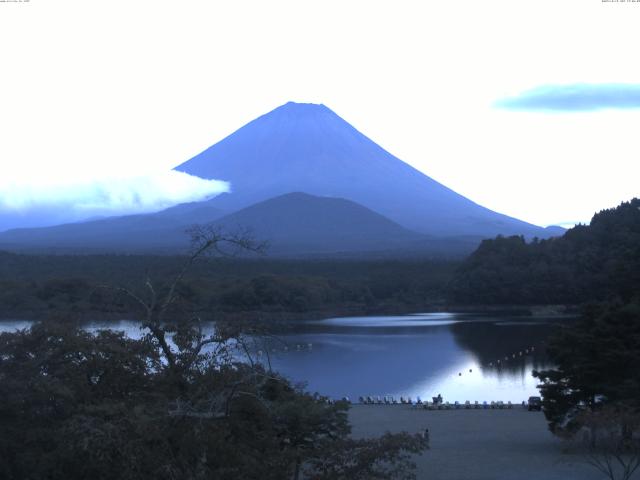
[575,407,640,480]
[0,227,425,479]
[534,302,640,480]
[534,302,640,434]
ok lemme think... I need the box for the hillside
[213,192,484,257]
[0,192,478,257]
[448,198,640,305]
[211,192,425,255]
[0,204,226,254]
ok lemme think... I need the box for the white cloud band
[0,170,229,217]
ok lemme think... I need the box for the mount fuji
[0,102,562,255]
[175,101,553,238]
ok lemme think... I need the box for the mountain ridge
[0,101,566,256]
[0,192,484,257]
[175,101,554,238]
[212,192,425,255]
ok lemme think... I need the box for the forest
[0,229,430,480]
[1,199,639,321]
[448,198,640,306]
[0,253,457,321]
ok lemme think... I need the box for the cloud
[494,84,640,112]
[0,171,229,222]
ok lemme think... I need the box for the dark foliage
[0,229,426,479]
[576,407,640,480]
[447,198,640,450]
[449,198,640,305]
[0,318,425,480]
[533,302,640,434]
[0,255,457,320]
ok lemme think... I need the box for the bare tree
[106,226,266,371]
[576,406,640,480]
[97,226,273,426]
[12,226,426,479]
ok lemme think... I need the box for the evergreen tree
[534,302,640,434]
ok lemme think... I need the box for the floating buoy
[458,372,462,376]
[469,369,473,373]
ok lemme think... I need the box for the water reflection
[321,313,460,328]
[449,320,551,374]
[263,313,568,402]
[0,320,32,332]
[0,313,571,403]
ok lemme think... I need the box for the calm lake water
[0,313,569,403]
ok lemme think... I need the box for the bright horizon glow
[1,0,639,228]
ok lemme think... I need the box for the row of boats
[356,396,525,409]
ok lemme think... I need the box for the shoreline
[0,303,579,323]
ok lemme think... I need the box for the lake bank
[0,313,569,402]
[0,303,579,324]
[229,313,564,402]
[348,405,600,480]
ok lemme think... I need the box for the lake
[0,313,568,403]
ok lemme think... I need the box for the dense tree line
[447,198,640,468]
[448,198,640,305]
[534,301,640,433]
[532,301,640,479]
[0,230,426,479]
[452,199,640,476]
[0,254,457,319]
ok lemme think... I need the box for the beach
[348,405,603,480]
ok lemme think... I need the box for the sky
[1,0,639,229]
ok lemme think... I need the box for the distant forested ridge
[0,255,457,320]
[448,198,640,305]
[3,198,637,318]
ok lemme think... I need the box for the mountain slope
[0,192,481,257]
[175,101,554,238]
[211,192,425,254]
[0,192,424,254]
[0,204,226,253]
[448,198,640,305]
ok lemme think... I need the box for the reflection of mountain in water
[0,315,570,401]
[251,314,572,400]
[262,324,462,399]
[449,319,564,376]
